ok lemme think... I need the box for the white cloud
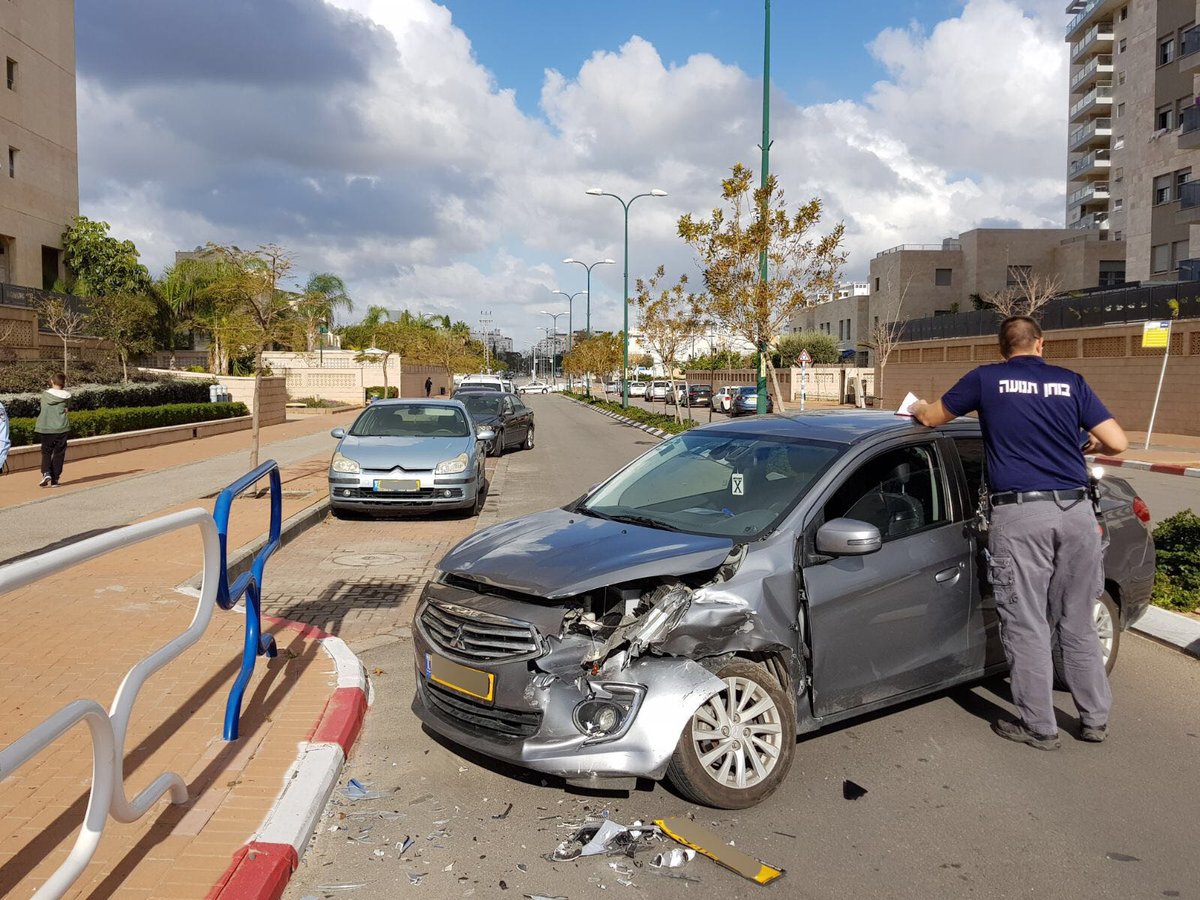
[78,0,1070,349]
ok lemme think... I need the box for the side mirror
[816,518,882,555]
[330,427,346,439]
[477,428,496,442]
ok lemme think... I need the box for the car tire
[490,429,505,457]
[523,424,535,450]
[1053,590,1121,686]
[665,660,795,810]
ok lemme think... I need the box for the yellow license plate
[425,652,494,702]
[374,479,420,492]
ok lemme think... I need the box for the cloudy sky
[77,0,1070,348]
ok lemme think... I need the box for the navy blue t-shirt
[940,355,1112,492]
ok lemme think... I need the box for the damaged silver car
[411,411,1155,808]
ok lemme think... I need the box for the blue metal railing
[212,460,283,740]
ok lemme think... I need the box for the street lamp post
[550,290,586,392]
[562,258,614,338]
[540,311,567,383]
[586,187,667,408]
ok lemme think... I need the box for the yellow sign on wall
[1141,321,1170,349]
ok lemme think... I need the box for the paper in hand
[895,392,919,417]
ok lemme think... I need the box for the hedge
[563,391,696,435]
[7,402,248,447]
[365,386,400,399]
[1,380,215,418]
[0,359,161,394]
[1151,509,1200,613]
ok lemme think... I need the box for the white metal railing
[1071,54,1113,90]
[1069,83,1112,118]
[1069,147,1111,176]
[1066,0,1110,37]
[1069,117,1112,148]
[0,509,221,899]
[1071,23,1114,60]
[1068,182,1110,205]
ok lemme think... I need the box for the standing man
[0,398,10,475]
[909,316,1127,750]
[424,376,433,398]
[34,373,72,487]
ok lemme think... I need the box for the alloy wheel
[690,675,784,790]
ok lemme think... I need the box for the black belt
[990,489,1087,506]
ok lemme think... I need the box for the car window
[350,404,470,438]
[461,394,502,417]
[954,437,987,510]
[502,397,515,414]
[823,443,948,541]
[581,432,842,538]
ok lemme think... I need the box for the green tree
[61,215,153,297]
[35,294,87,377]
[678,163,846,412]
[773,331,841,367]
[85,292,159,381]
[161,253,242,375]
[635,267,703,422]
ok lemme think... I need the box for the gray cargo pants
[988,498,1111,736]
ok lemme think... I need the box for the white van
[460,374,505,390]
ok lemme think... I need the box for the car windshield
[460,394,503,417]
[458,383,501,392]
[350,404,470,438]
[737,387,756,396]
[578,431,842,538]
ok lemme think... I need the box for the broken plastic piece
[493,802,514,820]
[650,847,696,869]
[344,778,388,801]
[655,817,784,885]
[842,779,868,800]
[397,836,415,854]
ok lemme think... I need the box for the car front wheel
[665,660,795,809]
[523,424,535,450]
[489,429,505,457]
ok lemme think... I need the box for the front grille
[419,599,541,662]
[423,680,542,741]
[334,487,462,500]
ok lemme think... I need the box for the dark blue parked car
[730,386,774,416]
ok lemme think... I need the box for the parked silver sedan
[328,399,493,516]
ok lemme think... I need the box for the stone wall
[137,369,288,427]
[260,351,453,403]
[878,320,1200,436]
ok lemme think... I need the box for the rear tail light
[1132,497,1151,524]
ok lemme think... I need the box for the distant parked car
[327,399,492,517]
[669,384,713,407]
[519,380,552,394]
[628,381,649,398]
[729,386,774,416]
[459,391,535,456]
[647,380,671,401]
[713,385,738,414]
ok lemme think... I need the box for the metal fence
[898,282,1200,342]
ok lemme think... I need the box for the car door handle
[935,565,962,584]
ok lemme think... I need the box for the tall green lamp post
[756,0,773,413]
[585,188,667,408]
[561,257,614,338]
[551,290,587,392]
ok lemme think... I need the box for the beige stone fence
[683,366,875,405]
[137,369,288,427]
[261,351,453,403]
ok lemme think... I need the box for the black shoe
[992,718,1060,750]
[1080,723,1108,743]
[39,473,51,486]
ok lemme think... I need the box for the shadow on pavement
[0,527,119,566]
[270,577,419,638]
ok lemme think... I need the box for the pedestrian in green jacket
[34,373,71,487]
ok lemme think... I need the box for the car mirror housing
[477,428,496,442]
[330,427,346,439]
[816,518,883,555]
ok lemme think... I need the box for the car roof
[690,409,980,445]
[370,398,467,410]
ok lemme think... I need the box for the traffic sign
[797,349,812,365]
[1141,320,1169,348]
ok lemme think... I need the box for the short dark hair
[50,372,66,388]
[998,316,1042,358]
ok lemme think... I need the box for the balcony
[1181,26,1200,73]
[1177,180,1200,224]
[1068,182,1110,206]
[1071,23,1114,63]
[1069,83,1112,122]
[1069,117,1112,151]
[1071,211,1110,230]
[1065,0,1117,39]
[1068,147,1111,178]
[1070,54,1114,91]
[1181,106,1200,150]
[1179,258,1200,281]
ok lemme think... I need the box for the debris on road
[655,817,785,885]
[842,779,868,800]
[650,847,696,869]
[343,778,388,801]
[1105,852,1141,862]
[550,818,664,861]
[493,802,514,820]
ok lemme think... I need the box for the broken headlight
[572,683,646,745]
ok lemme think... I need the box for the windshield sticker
[731,473,744,496]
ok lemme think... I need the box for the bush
[7,402,248,446]
[365,386,399,399]
[0,358,161,394]
[1,380,215,418]
[563,392,696,435]
[1150,509,1200,613]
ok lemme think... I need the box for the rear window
[350,404,470,438]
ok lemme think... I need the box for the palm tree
[161,254,238,375]
[297,273,352,351]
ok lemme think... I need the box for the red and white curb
[207,618,370,900]
[1089,454,1200,478]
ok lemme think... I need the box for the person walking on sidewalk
[34,373,72,487]
[909,315,1128,750]
[0,399,10,475]
[425,376,433,397]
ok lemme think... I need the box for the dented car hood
[437,507,735,599]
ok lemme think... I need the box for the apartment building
[1066,0,1200,280]
[0,1,77,290]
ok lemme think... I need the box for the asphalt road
[286,396,1200,900]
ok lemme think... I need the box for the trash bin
[439,386,446,395]
[210,383,222,403]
